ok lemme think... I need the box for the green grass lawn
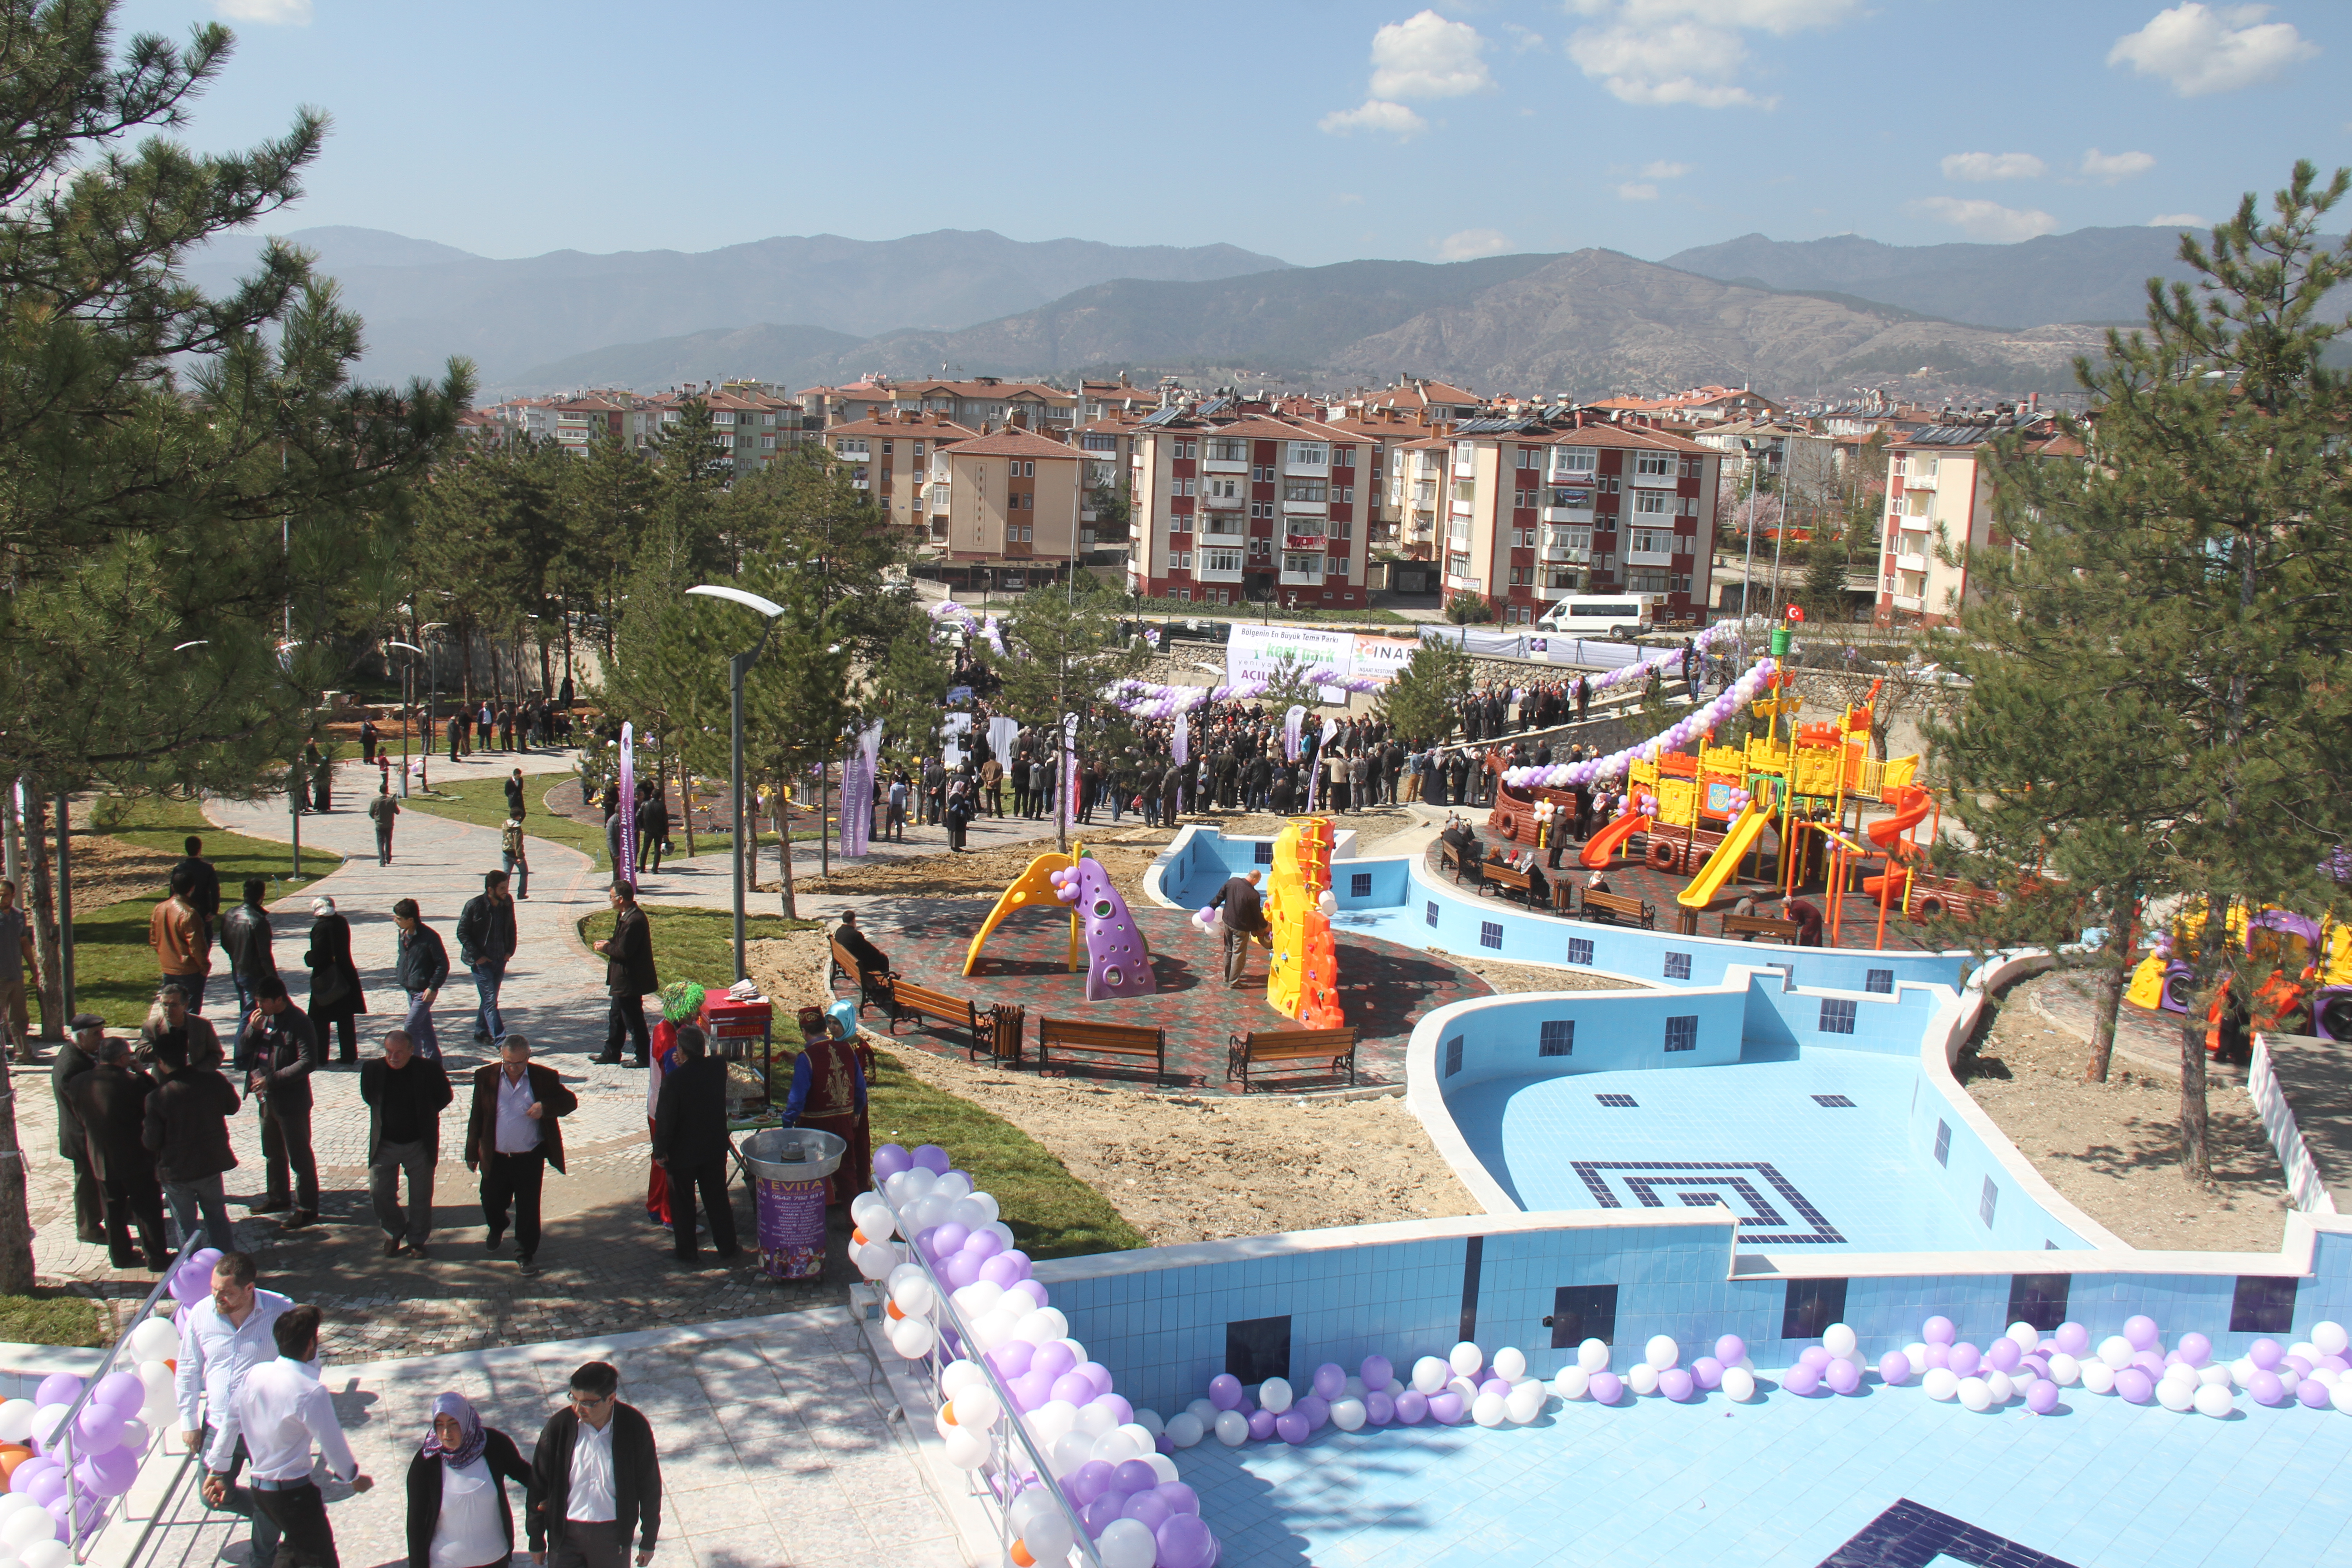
[71,796,343,1029]
[575,905,823,991]
[0,1292,112,1348]
[405,775,822,877]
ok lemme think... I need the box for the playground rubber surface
[841,903,1492,1093]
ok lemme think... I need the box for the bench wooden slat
[1477,862,1540,906]
[1720,912,1801,944]
[1039,1016,1168,1085]
[1579,890,1657,930]
[1227,1026,1360,1093]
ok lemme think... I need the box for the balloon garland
[1502,657,1778,791]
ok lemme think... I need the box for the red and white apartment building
[1874,414,2076,626]
[1125,401,1376,610]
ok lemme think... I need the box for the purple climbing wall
[1051,858,1160,1001]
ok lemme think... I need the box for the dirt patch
[57,828,178,911]
[1957,970,2292,1251]
[1438,953,1643,995]
[744,931,850,1019]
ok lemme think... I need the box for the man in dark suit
[650,1026,737,1265]
[51,1014,105,1243]
[235,977,323,1228]
[173,836,222,948]
[591,882,657,1067]
[464,1034,577,1278]
[529,1360,661,1568]
[66,1038,169,1270]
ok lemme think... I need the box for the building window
[1865,969,1894,994]
[1934,1120,1951,1166]
[1350,872,1372,897]
[1327,556,1346,577]
[1443,1035,1463,1077]
[2230,1276,2299,1334]
[1539,1020,1573,1057]
[1283,478,1327,503]
[1567,937,1593,965]
[1663,952,1691,980]
[1634,453,1671,476]
[1426,900,1440,927]
[1553,450,1596,477]
[1664,1015,1697,1052]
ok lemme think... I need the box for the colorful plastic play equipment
[2126,902,2352,1044]
[964,847,1081,976]
[1049,855,1159,1001]
[1265,817,1344,1029]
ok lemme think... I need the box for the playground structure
[1264,817,1345,1029]
[965,842,1159,1000]
[2126,902,2352,1045]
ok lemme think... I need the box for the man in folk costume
[787,1006,870,1206]
[642,981,705,1229]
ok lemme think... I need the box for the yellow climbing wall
[963,845,1080,976]
[1266,818,1344,1028]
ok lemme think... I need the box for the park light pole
[686,583,786,983]
[387,642,425,796]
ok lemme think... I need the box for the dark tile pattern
[1594,1093,1638,1108]
[1818,1499,2081,1568]
[1812,1093,1856,1107]
[1573,1159,1847,1244]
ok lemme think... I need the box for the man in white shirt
[464,1034,577,1278]
[530,1361,660,1568]
[176,1252,293,1568]
[206,1303,372,1567]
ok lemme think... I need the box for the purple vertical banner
[617,722,637,887]
[841,722,882,859]
[1061,713,1078,821]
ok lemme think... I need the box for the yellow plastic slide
[1677,799,1772,909]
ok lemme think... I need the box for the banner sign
[1225,623,1357,688]
[617,722,637,887]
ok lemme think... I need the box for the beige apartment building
[1876,419,2076,625]
[936,427,1086,589]
[827,412,980,538]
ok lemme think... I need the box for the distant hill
[509,322,867,399]
[1660,225,2215,328]
[176,227,1291,387]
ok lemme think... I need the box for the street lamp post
[419,623,447,794]
[686,584,786,983]
[387,642,425,798]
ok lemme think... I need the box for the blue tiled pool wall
[1903,1059,2092,1251]
[1154,828,1973,994]
[1045,1223,2352,1420]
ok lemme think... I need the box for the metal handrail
[54,1234,203,1563]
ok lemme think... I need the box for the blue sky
[118,0,2352,266]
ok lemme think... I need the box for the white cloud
[1641,160,1693,179]
[1940,152,2046,182]
[1439,228,1512,261]
[2149,212,2208,227]
[1566,0,1864,109]
[2108,4,2317,96]
[1369,11,1494,100]
[2080,148,2156,182]
[1503,22,1548,54]
[1616,182,1661,201]
[1318,100,1429,137]
[216,0,312,21]
[1911,197,2061,243]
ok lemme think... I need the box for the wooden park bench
[876,977,1024,1065]
[829,937,893,1018]
[1720,912,1802,945]
[1578,890,1657,930]
[1478,861,1537,906]
[1038,1016,1169,1086]
[1439,839,1469,882]
[1227,1027,1361,1093]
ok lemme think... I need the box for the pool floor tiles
[1446,1048,2040,1251]
[1174,1377,2352,1568]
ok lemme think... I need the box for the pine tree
[1378,641,1472,745]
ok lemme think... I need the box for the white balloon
[1342,1376,1366,1400]
[2081,1361,2117,1395]
[940,1359,986,1399]
[2315,1367,2341,1388]
[28,1405,67,1449]
[1470,1391,1508,1427]
[1821,1324,1857,1361]
[2097,1336,2134,1370]
[2313,1320,2349,1358]
[19,1541,71,1568]
[1132,1409,1165,1437]
[2008,1322,2042,1354]
[900,1167,938,1199]
[1984,1371,2015,1405]
[887,1318,936,1360]
[1258,1377,1294,1414]
[1903,1343,1931,1371]
[1923,1368,1960,1402]
[0,1494,28,1521]
[1185,1398,1217,1426]
[1012,1308,1069,1346]
[1,1510,57,1549]
[2279,1367,2303,1396]
[2290,1342,2322,1367]
[936,1171,973,1200]
[1577,1338,1611,1373]
[1165,1412,1204,1449]
[1097,1517,1158,1568]
[2200,1362,2234,1388]
[1049,1431,1092,1476]
[1213,1409,1248,1446]
[890,1274,935,1316]
[1645,1335,1681,1371]
[1627,1364,1660,1396]
[1504,1382,1545,1424]
[2157,1377,2197,1412]
[1009,1489,1058,1535]
[1449,1342,1483,1377]
[1076,1403,1119,1441]
[951,1282,1004,1321]
[1411,1357,1450,1394]
[1114,1421,1156,1455]
[0,1401,31,1445]
[1029,1401,1078,1445]
[941,1426,990,1469]
[2332,1379,2352,1416]
[130,1320,182,1362]
[1089,1430,1140,1466]
[1330,1397,1368,1432]
[1721,1367,1757,1402]
[983,1221,1017,1250]
[1022,1511,1075,1563]
[1144,1453,1180,1486]
[950,1388,1000,1434]
[1553,1366,1590,1401]
[972,1306,1024,1352]
[1493,1347,1529,1383]
[2047,1352,2082,1387]
[1958,1377,1993,1412]
[2232,1357,2258,1386]
[2195,1382,2238,1418]
[1446,1376,1479,1406]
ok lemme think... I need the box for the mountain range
[189,223,2221,401]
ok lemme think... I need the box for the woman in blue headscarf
[406,1391,536,1568]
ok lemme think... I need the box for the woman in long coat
[302,894,368,1064]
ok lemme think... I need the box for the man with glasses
[529,1361,662,1568]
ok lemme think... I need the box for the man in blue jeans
[391,899,450,1059]
[456,870,519,1047]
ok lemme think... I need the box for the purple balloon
[929,1221,971,1258]
[2115,1369,2154,1405]
[33,1374,82,1410]
[1428,1391,1465,1424]
[1051,1372,1097,1406]
[1922,1343,1951,1371]
[1207,1374,1242,1411]
[1113,1459,1158,1495]
[1948,1343,1982,1379]
[1478,1377,1509,1400]
[1361,1355,1394,1391]
[1233,1395,1256,1419]
[2297,1377,2332,1409]
[1798,1346,1831,1372]
[1365,1391,1396,1425]
[1067,1460,1115,1506]
[1923,1316,1956,1345]
[1660,1368,1696,1402]
[91,1372,145,1415]
[1081,1363,1116,1401]
[1298,1394,1331,1432]
[1693,1357,1725,1389]
[911,1144,951,1175]
[1879,1351,1912,1386]
[10,1458,56,1495]
[2019,1355,2050,1381]
[940,1252,982,1289]
[2323,1356,2350,1375]
[1715,1335,1746,1366]
[913,1226,941,1259]
[2249,1370,2287,1406]
[999,1249,1035,1281]
[1124,1492,1175,1533]
[1157,1514,1218,1568]
[25,1471,64,1509]
[2054,1322,2090,1355]
[1274,1410,1310,1445]
[1034,1343,1078,1380]
[1587,1373,1623,1406]
[1395,1390,1429,1424]
[2123,1315,2159,1350]
[989,1341,1035,1381]
[2286,1353,2314,1377]
[2026,1379,2060,1415]
[2177,1332,2212,1367]
[1313,1363,1346,1400]
[2251,1338,2284,1370]
[962,1229,1006,1261]
[1154,1482,1200,1517]
[1781,1362,1822,1396]
[1008,1279,1049,1310]
[872,1144,913,1180]
[977,1254,1022,1289]
[1985,1339,2021,1374]
[1245,1408,1277,1441]
[1827,1359,1861,1396]
[1008,1371,1055,1411]
[1079,1494,1124,1539]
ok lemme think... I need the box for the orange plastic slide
[1862,785,1931,904]
[1581,811,1651,869]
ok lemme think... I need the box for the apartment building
[793,380,895,426]
[1590,385,1787,428]
[1877,418,2076,625]
[936,427,1085,588]
[1319,401,1441,556]
[1436,416,1720,625]
[1692,417,1840,507]
[826,412,980,539]
[883,377,1076,430]
[1126,406,1374,609]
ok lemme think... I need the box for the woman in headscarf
[789,1004,871,1207]
[302,895,368,1065]
[645,980,706,1228]
[405,1392,534,1568]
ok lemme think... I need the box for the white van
[1534,595,1658,639]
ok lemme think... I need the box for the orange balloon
[1011,1544,1036,1568]
[851,1227,868,1247]
[0,1448,32,1481]
[885,1300,905,1321]
[941,1401,960,1426]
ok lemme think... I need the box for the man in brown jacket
[463,1035,577,1278]
[148,865,211,1013]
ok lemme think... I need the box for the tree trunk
[0,1061,38,1290]
[773,789,798,921]
[21,794,62,1041]
[2180,896,2226,1183]
[2084,954,2124,1085]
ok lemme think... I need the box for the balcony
[1894,552,1929,574]
[1891,593,1923,612]
[1539,543,1590,564]
[1627,469,1680,488]
[1283,532,1328,551]
[1286,458,1329,476]
[1281,498,1328,515]
[1202,517,1245,538]
[1900,468,1937,490]
[1202,459,1248,474]
[1627,548,1676,568]
[1536,579,1580,601]
[1201,491,1245,510]
[1198,562,1245,583]
[1540,505,1593,524]
[1445,572,1481,592]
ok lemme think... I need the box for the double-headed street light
[686,583,786,983]
[387,641,426,797]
